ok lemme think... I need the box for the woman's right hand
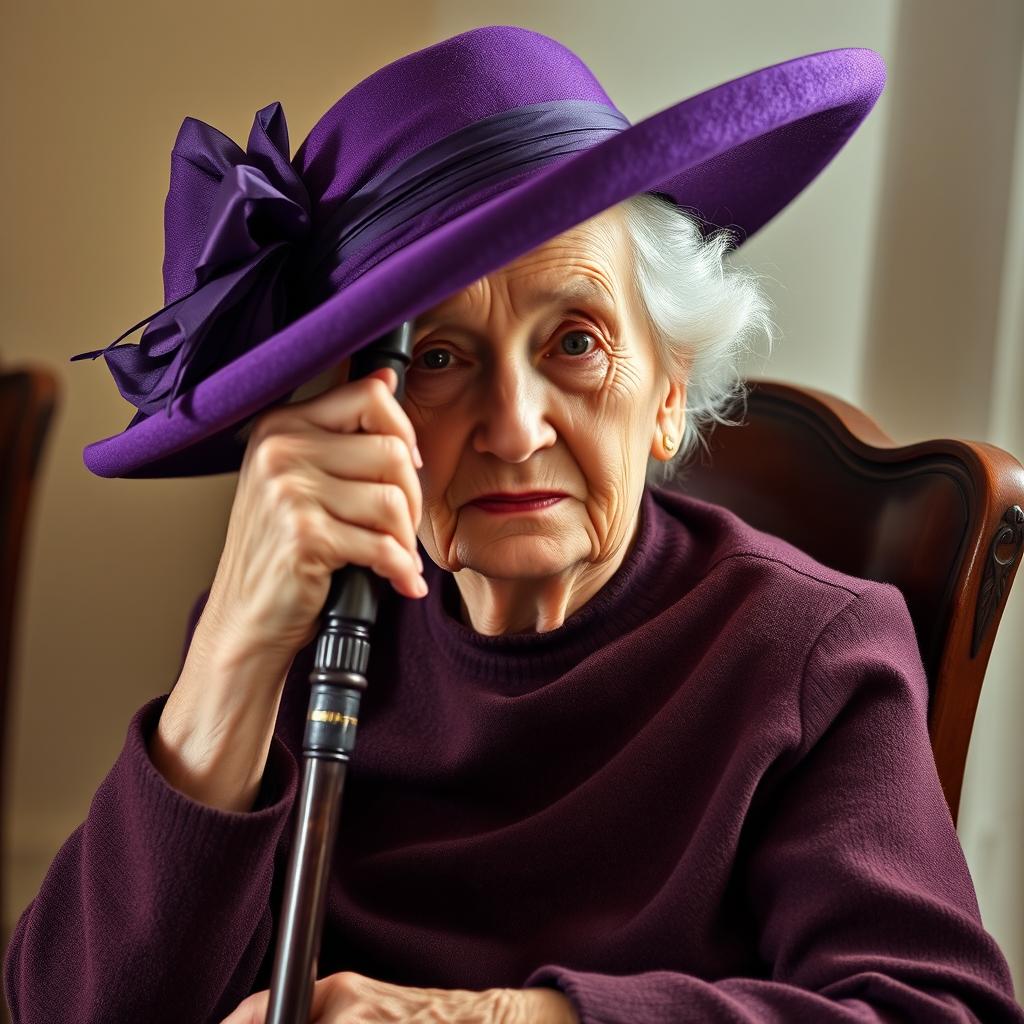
[200,364,426,668]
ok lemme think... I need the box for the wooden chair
[675,378,1024,826]
[0,364,59,960]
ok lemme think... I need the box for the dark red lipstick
[468,491,567,514]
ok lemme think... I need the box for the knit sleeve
[522,583,1024,1023]
[2,589,300,1024]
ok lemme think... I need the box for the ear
[652,373,686,461]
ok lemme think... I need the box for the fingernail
[415,577,429,596]
[415,551,423,571]
[412,443,423,468]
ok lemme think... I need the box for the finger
[217,977,334,1024]
[367,365,397,393]
[312,471,422,567]
[309,972,344,1020]
[279,369,419,467]
[284,429,424,550]
[317,513,427,599]
[333,357,386,391]
[217,987,269,1024]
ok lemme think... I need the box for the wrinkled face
[400,204,684,581]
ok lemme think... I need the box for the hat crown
[295,26,618,222]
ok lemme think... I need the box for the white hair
[620,191,778,486]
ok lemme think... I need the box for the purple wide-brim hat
[71,25,886,479]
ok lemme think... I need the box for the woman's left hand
[217,969,580,1023]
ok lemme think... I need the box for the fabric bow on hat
[70,101,312,422]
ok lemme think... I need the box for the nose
[471,357,557,463]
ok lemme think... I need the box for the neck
[452,508,643,636]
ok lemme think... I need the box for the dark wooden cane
[265,322,415,1024]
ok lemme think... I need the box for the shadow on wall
[860,0,1023,445]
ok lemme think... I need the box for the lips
[471,492,566,503]
[469,492,567,514]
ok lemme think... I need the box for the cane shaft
[265,323,414,1023]
[266,755,348,1023]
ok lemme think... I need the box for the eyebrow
[417,275,616,326]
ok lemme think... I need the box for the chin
[455,534,587,577]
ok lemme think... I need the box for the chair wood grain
[0,364,59,958]
[676,377,1024,824]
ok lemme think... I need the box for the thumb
[367,366,397,394]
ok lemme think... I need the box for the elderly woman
[6,26,1024,1024]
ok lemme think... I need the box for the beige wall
[3,0,1022,1002]
[0,0,439,951]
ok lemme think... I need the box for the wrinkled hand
[218,970,580,1023]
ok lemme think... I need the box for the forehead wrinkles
[504,220,622,308]
[423,214,626,326]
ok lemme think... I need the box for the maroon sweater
[5,484,1022,1023]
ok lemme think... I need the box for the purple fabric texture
[70,26,886,479]
[70,103,313,421]
[4,485,1022,1023]
[69,98,630,427]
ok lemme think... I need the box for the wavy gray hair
[621,191,778,487]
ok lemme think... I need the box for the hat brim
[81,45,884,478]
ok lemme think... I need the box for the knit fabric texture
[5,484,1022,1023]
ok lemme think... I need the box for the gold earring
[663,433,676,453]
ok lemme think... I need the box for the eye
[411,326,602,373]
[557,329,599,359]
[417,348,455,370]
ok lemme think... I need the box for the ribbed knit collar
[411,484,694,687]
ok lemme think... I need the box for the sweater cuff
[127,693,298,877]
[525,964,635,1023]
[523,964,700,1024]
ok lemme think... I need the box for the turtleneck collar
[410,484,695,688]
